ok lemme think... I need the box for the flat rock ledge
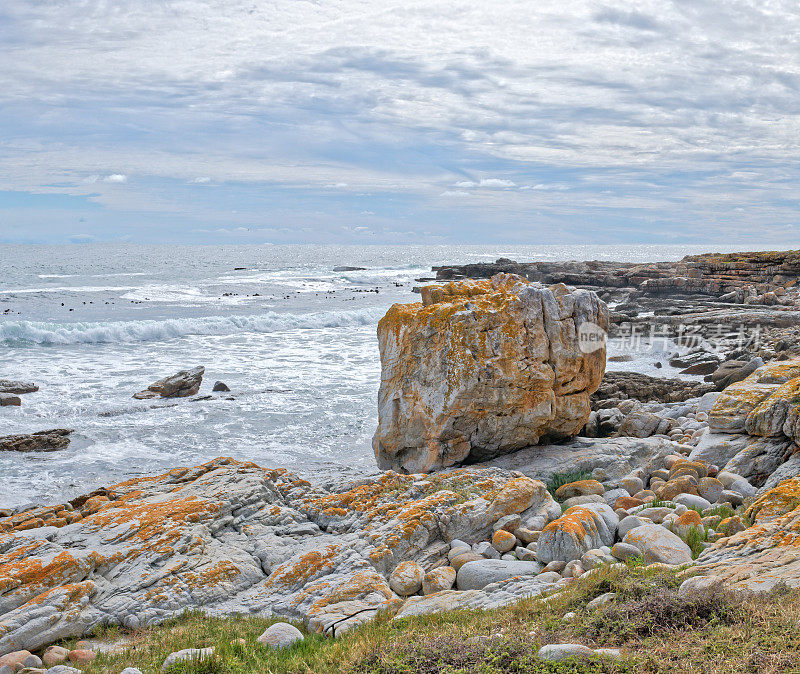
[0,457,560,655]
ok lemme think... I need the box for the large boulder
[373,274,607,473]
[622,523,692,565]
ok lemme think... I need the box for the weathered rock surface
[373,274,607,473]
[623,523,692,565]
[480,436,676,486]
[537,503,617,564]
[0,429,73,453]
[0,395,20,407]
[693,478,800,592]
[0,457,558,654]
[0,381,38,395]
[592,372,715,408]
[133,366,205,400]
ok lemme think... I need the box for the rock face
[0,429,73,453]
[693,478,800,592]
[133,366,204,399]
[373,274,607,473]
[0,457,559,655]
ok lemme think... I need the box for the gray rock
[603,488,631,507]
[480,437,677,488]
[473,542,501,560]
[538,644,592,661]
[457,559,543,590]
[760,453,800,492]
[212,381,230,392]
[619,411,661,438]
[673,494,712,511]
[492,514,521,533]
[162,648,214,671]
[623,523,692,565]
[536,503,618,564]
[47,668,82,674]
[562,494,604,509]
[587,592,616,610]
[257,622,304,649]
[611,542,641,561]
[711,357,763,390]
[119,669,145,674]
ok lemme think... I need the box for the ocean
[0,243,757,508]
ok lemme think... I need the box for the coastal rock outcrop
[0,429,73,453]
[133,366,204,400]
[0,457,559,654]
[373,274,607,473]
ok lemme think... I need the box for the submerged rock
[133,366,204,399]
[373,273,607,473]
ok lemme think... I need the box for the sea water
[0,243,755,507]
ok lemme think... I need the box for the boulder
[711,357,764,390]
[373,274,607,472]
[422,567,456,595]
[456,559,543,590]
[257,623,304,649]
[554,480,604,500]
[212,381,231,392]
[133,366,205,400]
[708,378,778,433]
[162,648,214,671]
[622,523,692,565]
[389,561,425,596]
[537,503,617,563]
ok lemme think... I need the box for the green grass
[61,565,800,674]
[546,471,592,499]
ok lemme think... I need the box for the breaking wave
[0,307,386,345]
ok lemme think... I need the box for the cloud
[1,0,800,243]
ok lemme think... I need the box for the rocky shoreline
[4,256,800,672]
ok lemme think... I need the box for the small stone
[580,549,615,570]
[587,592,616,610]
[492,514,521,533]
[674,494,711,511]
[212,381,231,392]
[257,622,304,649]
[620,476,644,495]
[389,561,425,596]
[43,647,70,667]
[555,480,605,500]
[120,669,145,674]
[718,490,744,507]
[20,655,43,669]
[516,546,537,561]
[513,527,539,544]
[47,667,83,674]
[542,560,567,573]
[538,644,593,661]
[162,647,215,671]
[594,648,621,659]
[450,551,483,571]
[492,530,517,553]
[611,542,641,561]
[68,649,96,666]
[562,611,577,621]
[473,541,500,559]
[562,494,605,509]
[422,566,456,594]
[615,496,643,510]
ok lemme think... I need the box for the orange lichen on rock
[372,273,607,473]
[746,478,800,524]
[264,545,341,592]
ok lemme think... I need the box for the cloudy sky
[2,0,800,245]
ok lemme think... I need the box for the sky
[1,0,800,245]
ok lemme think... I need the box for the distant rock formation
[133,366,204,399]
[0,380,38,395]
[373,273,607,473]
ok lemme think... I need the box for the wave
[0,307,386,346]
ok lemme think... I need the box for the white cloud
[103,174,127,183]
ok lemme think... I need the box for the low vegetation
[546,471,591,499]
[65,565,800,674]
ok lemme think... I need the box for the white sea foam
[0,306,386,345]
